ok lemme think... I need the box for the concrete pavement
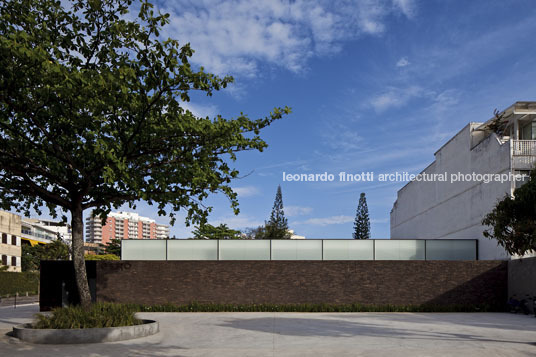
[1,304,535,356]
[0,295,39,307]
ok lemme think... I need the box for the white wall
[391,123,510,260]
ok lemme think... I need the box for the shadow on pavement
[218,316,535,346]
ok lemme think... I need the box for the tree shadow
[218,316,535,346]
[325,312,535,333]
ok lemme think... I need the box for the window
[11,256,16,266]
[1,255,7,266]
[12,235,17,245]
[520,121,536,140]
[2,233,7,244]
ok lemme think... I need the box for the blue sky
[131,0,536,239]
[27,0,536,239]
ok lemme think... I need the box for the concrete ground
[1,304,535,356]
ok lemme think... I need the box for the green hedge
[126,302,502,313]
[34,303,142,329]
[84,254,120,261]
[0,272,39,297]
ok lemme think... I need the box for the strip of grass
[33,303,143,329]
[127,302,503,313]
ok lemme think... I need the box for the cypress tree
[265,185,291,239]
[353,193,371,239]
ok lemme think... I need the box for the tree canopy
[0,0,289,306]
[192,223,242,240]
[21,239,70,272]
[482,172,536,256]
[243,226,267,239]
[264,185,291,239]
[353,192,370,239]
[104,238,121,257]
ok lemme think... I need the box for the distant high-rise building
[85,211,170,245]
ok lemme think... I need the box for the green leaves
[21,240,70,272]
[192,223,242,240]
[33,303,142,329]
[0,0,290,226]
[482,171,536,256]
[265,185,291,239]
[353,192,370,239]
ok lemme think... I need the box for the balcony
[512,140,536,169]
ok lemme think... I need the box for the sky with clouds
[53,0,536,238]
[125,0,536,239]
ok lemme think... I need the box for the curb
[12,319,159,344]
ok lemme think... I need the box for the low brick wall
[40,260,508,310]
[97,260,507,307]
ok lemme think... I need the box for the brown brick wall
[95,260,507,307]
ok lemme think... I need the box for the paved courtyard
[1,304,535,356]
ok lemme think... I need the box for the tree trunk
[71,204,91,308]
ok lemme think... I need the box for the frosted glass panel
[271,240,322,260]
[167,240,218,260]
[121,239,476,261]
[375,240,425,260]
[426,240,476,260]
[121,240,166,260]
[323,240,374,260]
[219,240,270,260]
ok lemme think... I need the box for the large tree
[482,171,536,256]
[0,0,289,306]
[353,192,370,239]
[265,185,291,239]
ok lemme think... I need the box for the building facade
[0,211,22,272]
[21,218,72,245]
[85,211,170,245]
[391,102,536,260]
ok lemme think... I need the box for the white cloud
[396,56,410,67]
[370,85,429,113]
[285,205,313,217]
[233,186,260,197]
[392,0,416,18]
[180,102,219,118]
[295,215,354,226]
[159,0,417,76]
[322,122,364,152]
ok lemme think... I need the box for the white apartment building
[391,101,536,260]
[21,218,72,245]
[85,211,170,245]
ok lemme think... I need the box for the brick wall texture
[93,260,507,307]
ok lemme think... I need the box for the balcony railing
[512,140,536,169]
[513,140,536,155]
